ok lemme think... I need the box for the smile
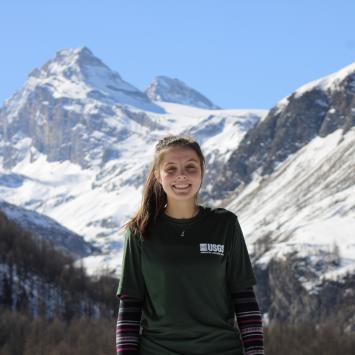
[173,184,191,190]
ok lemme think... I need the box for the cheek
[161,173,173,183]
[191,170,202,179]
[161,171,171,178]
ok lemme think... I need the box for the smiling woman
[115,134,264,355]
[153,147,203,219]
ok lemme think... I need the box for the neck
[164,202,199,219]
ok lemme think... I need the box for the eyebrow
[164,159,199,166]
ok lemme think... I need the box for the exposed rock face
[211,64,355,200]
[0,47,164,170]
[255,255,355,332]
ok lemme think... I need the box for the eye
[165,165,198,172]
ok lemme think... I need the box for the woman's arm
[116,294,143,354]
[232,286,265,355]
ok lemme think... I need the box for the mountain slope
[212,62,355,200]
[226,127,355,283]
[0,198,99,259]
[0,210,117,321]
[216,63,355,330]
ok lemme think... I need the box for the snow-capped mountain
[212,62,355,200]
[0,47,165,171]
[216,62,355,330]
[216,61,355,275]
[0,46,354,330]
[0,46,266,273]
[227,126,355,279]
[145,75,220,109]
[217,63,355,272]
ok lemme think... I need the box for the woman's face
[154,146,203,203]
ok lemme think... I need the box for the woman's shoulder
[202,205,237,221]
[123,225,144,244]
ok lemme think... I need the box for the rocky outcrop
[0,47,164,170]
[211,65,355,200]
[255,255,355,332]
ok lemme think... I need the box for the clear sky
[0,0,354,109]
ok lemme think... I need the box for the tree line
[0,210,119,321]
[1,306,354,355]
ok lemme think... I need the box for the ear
[154,169,161,184]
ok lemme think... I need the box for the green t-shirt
[116,205,257,355]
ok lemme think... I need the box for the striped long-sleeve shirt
[232,286,264,355]
[116,294,143,354]
[116,287,264,354]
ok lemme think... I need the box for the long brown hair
[120,134,206,240]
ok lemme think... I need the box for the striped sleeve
[116,294,143,354]
[232,286,265,355]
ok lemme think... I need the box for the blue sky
[0,0,354,109]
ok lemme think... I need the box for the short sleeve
[226,215,257,293]
[116,228,145,300]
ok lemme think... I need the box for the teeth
[174,184,190,189]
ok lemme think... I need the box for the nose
[176,175,187,180]
[175,169,188,179]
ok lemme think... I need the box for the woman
[116,135,265,354]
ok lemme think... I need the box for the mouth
[172,184,191,191]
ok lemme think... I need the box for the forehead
[161,147,199,165]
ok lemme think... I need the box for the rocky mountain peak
[8,46,163,117]
[145,75,220,109]
[28,46,129,93]
[0,46,164,170]
[274,61,355,113]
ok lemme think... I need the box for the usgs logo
[200,243,224,256]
